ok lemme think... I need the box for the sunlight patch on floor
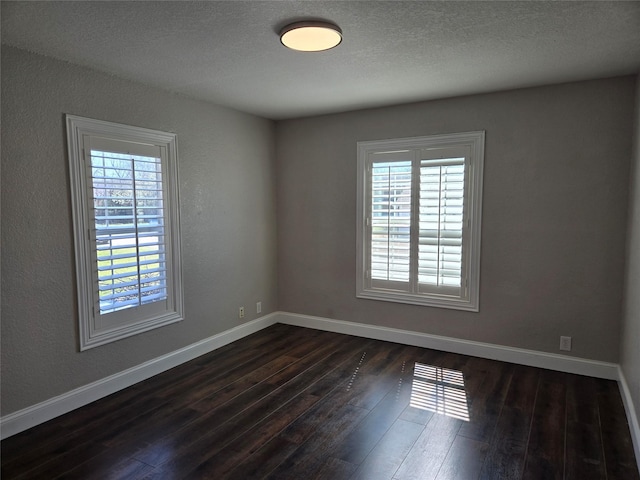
[410,363,470,421]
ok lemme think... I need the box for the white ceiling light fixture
[280,21,342,52]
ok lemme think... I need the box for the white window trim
[356,131,484,312]
[66,115,184,350]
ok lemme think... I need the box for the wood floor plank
[131,379,275,467]
[330,365,416,465]
[189,365,356,478]
[151,326,325,402]
[8,440,118,480]
[189,332,363,416]
[0,389,169,476]
[282,344,418,443]
[393,413,463,480]
[349,418,423,480]
[434,435,489,480]
[182,354,299,411]
[135,363,330,472]
[521,370,567,480]
[262,341,414,479]
[458,358,514,443]
[564,374,606,480]
[597,379,640,480]
[123,333,355,469]
[277,360,390,444]
[265,404,371,480]
[102,404,203,449]
[223,436,300,480]
[78,323,299,424]
[355,341,412,376]
[139,335,370,477]
[478,364,540,480]
[2,389,173,478]
[347,344,427,411]
[0,415,68,465]
[313,457,359,480]
[52,443,153,480]
[189,392,322,478]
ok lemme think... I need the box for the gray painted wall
[621,75,640,429]
[1,46,278,415]
[276,77,635,363]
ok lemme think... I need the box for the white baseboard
[618,367,640,474]
[274,312,619,380]
[0,313,278,440]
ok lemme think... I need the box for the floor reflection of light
[410,363,470,421]
[347,351,367,391]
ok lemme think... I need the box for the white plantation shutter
[370,160,412,282]
[418,157,466,295]
[357,132,484,311]
[67,115,184,350]
[90,148,168,314]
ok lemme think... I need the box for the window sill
[356,289,479,312]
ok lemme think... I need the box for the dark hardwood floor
[2,324,639,479]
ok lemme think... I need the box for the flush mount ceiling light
[280,21,342,52]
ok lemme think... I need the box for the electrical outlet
[559,336,572,351]
[239,306,245,319]
[256,301,262,314]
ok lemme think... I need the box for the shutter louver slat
[91,150,168,315]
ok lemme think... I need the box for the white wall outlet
[239,306,245,319]
[256,301,262,314]
[559,336,572,351]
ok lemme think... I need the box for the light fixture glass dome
[280,21,342,52]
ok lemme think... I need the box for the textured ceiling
[2,1,640,119]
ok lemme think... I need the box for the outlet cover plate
[560,336,572,351]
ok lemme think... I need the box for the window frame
[66,115,184,350]
[356,131,485,312]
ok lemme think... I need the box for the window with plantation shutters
[67,115,184,350]
[357,132,484,311]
